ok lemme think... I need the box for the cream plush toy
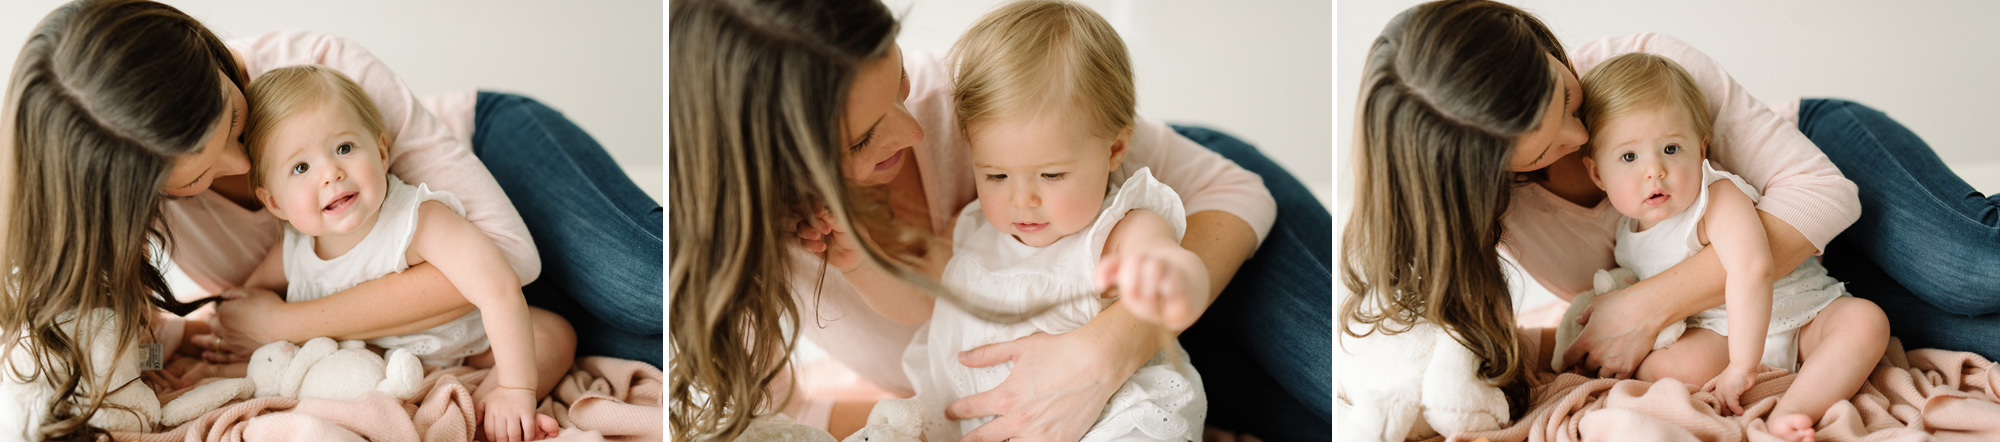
[839,398,923,442]
[158,337,424,426]
[1548,267,1685,372]
[738,413,839,442]
[1337,315,1509,442]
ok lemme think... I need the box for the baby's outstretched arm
[1697,181,1774,415]
[407,201,546,442]
[1096,209,1209,330]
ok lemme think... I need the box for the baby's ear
[256,188,287,221]
[1106,126,1133,171]
[1701,137,1712,158]
[1582,154,1605,189]
[377,134,391,161]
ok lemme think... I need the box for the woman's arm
[1562,208,1814,377]
[231,31,541,282]
[209,263,475,358]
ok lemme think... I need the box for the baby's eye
[1620,152,1636,162]
[336,142,353,155]
[985,174,1007,182]
[290,163,309,175]
[1663,144,1680,155]
[1041,173,1065,180]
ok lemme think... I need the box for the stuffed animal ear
[251,341,299,398]
[279,338,340,398]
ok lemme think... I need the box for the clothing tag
[139,343,163,371]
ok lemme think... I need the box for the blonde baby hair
[950,0,1135,143]
[1579,52,1712,157]
[242,64,387,188]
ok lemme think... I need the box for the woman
[1347,0,1997,387]
[0,0,659,435]
[670,0,1330,440]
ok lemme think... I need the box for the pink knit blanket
[113,356,662,442]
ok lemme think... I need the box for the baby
[237,65,570,442]
[893,1,1210,441]
[1579,53,1890,442]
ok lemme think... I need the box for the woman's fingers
[944,387,1007,421]
[953,415,1018,442]
[958,339,1020,369]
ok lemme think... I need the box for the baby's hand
[480,387,547,442]
[1702,365,1758,416]
[794,204,863,273]
[1094,247,1209,330]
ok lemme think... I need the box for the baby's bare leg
[1770,297,1889,440]
[1634,328,1729,385]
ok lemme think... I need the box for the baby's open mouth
[324,192,357,213]
[1644,190,1669,206]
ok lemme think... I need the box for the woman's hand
[1561,287,1667,379]
[1095,247,1210,331]
[946,329,1139,442]
[198,287,290,363]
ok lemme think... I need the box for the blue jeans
[1170,126,1332,441]
[472,92,663,367]
[1797,99,2000,359]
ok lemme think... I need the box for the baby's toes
[535,414,561,440]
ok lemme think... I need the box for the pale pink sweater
[779,51,1278,423]
[1500,33,1861,299]
[162,31,534,295]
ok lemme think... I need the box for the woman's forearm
[1629,209,1816,326]
[273,262,477,341]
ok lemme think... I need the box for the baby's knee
[530,308,579,358]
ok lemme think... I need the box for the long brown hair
[667,0,937,439]
[0,0,244,439]
[1341,0,1568,411]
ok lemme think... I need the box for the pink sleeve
[1119,119,1278,243]
[1572,33,1860,253]
[232,31,541,283]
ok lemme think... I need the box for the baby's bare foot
[1768,411,1816,442]
[533,414,561,440]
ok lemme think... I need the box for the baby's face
[1586,106,1707,229]
[253,102,390,237]
[968,114,1120,247]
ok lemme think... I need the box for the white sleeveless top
[905,168,1207,442]
[1613,161,1846,341]
[283,175,489,366]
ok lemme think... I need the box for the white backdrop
[0,0,664,203]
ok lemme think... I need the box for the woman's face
[840,43,923,187]
[162,72,252,197]
[1508,53,1588,172]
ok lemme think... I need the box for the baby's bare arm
[1702,182,1774,372]
[408,201,538,391]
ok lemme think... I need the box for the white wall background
[0,0,664,203]
[1337,1,2000,309]
[889,0,1334,207]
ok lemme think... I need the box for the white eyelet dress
[1613,160,1848,371]
[282,174,490,367]
[903,168,1206,442]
